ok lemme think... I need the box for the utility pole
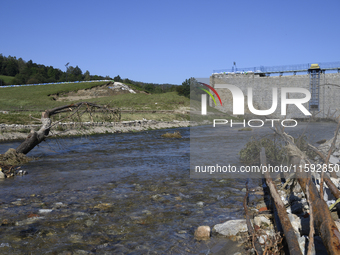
[65,62,69,82]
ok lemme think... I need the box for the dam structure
[210,62,340,119]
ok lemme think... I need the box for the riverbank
[0,120,197,142]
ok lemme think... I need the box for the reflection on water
[0,123,336,254]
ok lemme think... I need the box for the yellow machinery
[310,63,320,69]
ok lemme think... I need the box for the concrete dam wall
[210,73,340,119]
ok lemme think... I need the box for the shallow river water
[0,123,337,254]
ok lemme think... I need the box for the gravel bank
[0,120,197,142]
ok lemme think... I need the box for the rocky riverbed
[1,122,339,254]
[0,120,196,142]
[199,128,340,254]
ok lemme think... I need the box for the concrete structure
[210,72,340,119]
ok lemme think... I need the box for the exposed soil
[49,82,148,101]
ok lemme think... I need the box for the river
[0,122,337,254]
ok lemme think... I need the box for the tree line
[0,54,110,85]
[0,54,192,97]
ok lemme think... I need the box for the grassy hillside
[0,81,108,110]
[0,75,15,84]
[0,81,191,124]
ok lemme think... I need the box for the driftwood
[306,181,315,255]
[243,181,263,255]
[260,147,302,255]
[15,102,120,155]
[275,125,340,255]
[308,144,338,179]
[321,120,340,197]
[307,145,340,199]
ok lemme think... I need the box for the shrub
[161,131,182,138]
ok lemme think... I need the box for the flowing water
[0,122,337,254]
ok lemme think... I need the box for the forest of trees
[0,54,110,86]
[0,54,181,95]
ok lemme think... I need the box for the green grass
[0,75,15,84]
[0,81,192,124]
[0,81,108,110]
[0,81,189,111]
[0,111,42,125]
[82,91,189,111]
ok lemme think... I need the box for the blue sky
[1,0,339,85]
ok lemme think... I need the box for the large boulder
[213,220,247,237]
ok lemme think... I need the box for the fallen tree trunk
[15,102,120,155]
[260,147,302,255]
[275,125,340,255]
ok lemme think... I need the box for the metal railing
[213,61,340,74]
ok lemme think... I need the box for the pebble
[151,194,162,201]
[53,202,66,209]
[73,212,90,216]
[194,226,210,240]
[73,250,90,255]
[12,200,23,205]
[69,234,83,243]
[257,235,267,244]
[39,209,53,214]
[94,203,113,210]
[256,202,267,210]
[196,201,204,207]
[15,216,44,226]
[85,219,95,227]
[16,170,28,175]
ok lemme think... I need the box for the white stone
[330,155,339,165]
[258,235,267,244]
[39,209,53,213]
[288,213,301,233]
[15,216,44,226]
[196,201,204,207]
[333,150,340,156]
[254,216,271,228]
[330,177,340,188]
[213,219,247,236]
[298,236,306,255]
